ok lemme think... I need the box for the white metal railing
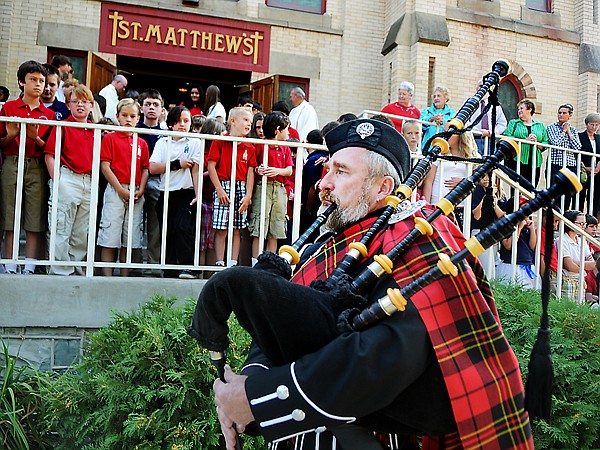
[361,109,600,304]
[1,114,599,304]
[0,116,326,277]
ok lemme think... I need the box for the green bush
[493,281,600,450]
[44,296,266,450]
[2,285,598,449]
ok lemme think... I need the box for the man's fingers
[216,403,241,450]
[223,365,234,381]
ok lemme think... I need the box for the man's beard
[321,183,374,232]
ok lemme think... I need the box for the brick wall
[0,0,598,144]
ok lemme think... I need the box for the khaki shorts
[248,181,288,239]
[97,183,144,249]
[0,155,48,232]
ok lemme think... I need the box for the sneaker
[22,269,34,275]
[179,270,198,279]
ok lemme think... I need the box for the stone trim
[579,44,600,75]
[446,7,578,44]
[382,12,450,56]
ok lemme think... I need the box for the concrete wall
[1,275,204,370]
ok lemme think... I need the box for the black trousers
[156,189,196,276]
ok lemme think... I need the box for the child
[138,89,166,273]
[191,114,206,133]
[496,197,538,289]
[249,111,293,265]
[471,173,504,277]
[44,84,95,275]
[97,98,149,276]
[0,61,55,274]
[207,107,256,267]
[585,214,600,254]
[401,119,422,158]
[149,106,201,279]
[556,210,595,303]
[195,118,225,272]
[299,129,329,233]
[422,130,479,229]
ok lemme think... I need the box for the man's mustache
[319,191,337,205]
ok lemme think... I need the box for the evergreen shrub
[3,283,598,449]
[493,281,600,449]
[45,296,266,450]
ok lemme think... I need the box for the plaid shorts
[212,180,248,230]
[561,274,586,304]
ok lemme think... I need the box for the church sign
[99,2,271,72]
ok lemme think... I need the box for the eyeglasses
[70,100,92,106]
[574,221,586,226]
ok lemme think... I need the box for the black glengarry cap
[324,119,411,180]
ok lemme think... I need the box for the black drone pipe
[349,137,519,294]
[351,168,582,330]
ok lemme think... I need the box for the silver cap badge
[356,122,375,139]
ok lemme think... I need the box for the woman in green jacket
[503,99,548,187]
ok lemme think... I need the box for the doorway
[117,56,252,113]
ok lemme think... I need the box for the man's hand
[213,366,254,450]
[216,403,244,450]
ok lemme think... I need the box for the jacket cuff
[245,362,355,443]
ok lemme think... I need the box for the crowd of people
[0,58,598,306]
[0,58,325,280]
[1,56,597,448]
[379,80,600,307]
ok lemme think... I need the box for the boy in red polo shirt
[207,107,256,267]
[97,98,149,276]
[0,61,55,274]
[45,84,95,275]
[249,111,293,265]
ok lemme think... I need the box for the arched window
[498,76,522,121]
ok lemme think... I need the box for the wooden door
[87,52,117,94]
[251,75,278,114]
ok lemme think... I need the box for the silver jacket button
[276,385,290,399]
[291,409,306,421]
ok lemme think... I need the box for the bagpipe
[187,62,581,447]
[187,60,543,365]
